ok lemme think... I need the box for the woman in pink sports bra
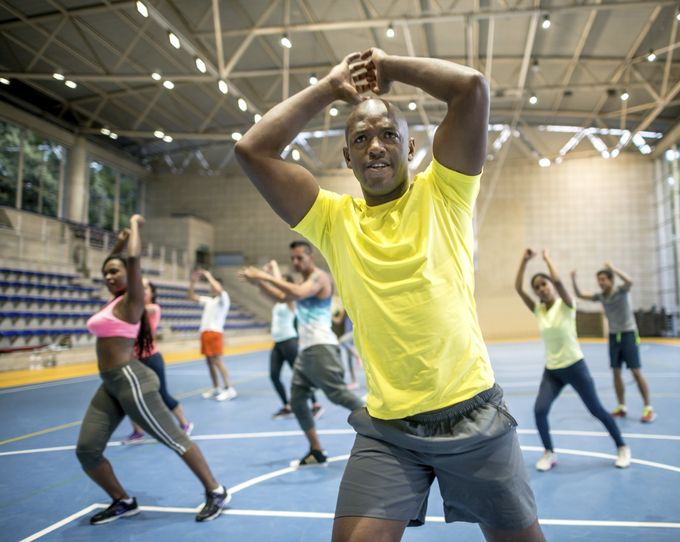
[76,214,229,525]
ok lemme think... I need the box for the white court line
[18,503,100,542]
[3,428,680,457]
[0,376,99,395]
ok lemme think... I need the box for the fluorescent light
[309,74,318,85]
[541,15,551,30]
[0,77,9,85]
[329,107,338,117]
[53,73,65,81]
[136,1,148,17]
[163,80,175,89]
[109,132,118,140]
[218,80,228,94]
[529,94,538,105]
[647,50,657,62]
[665,149,680,161]
[408,101,417,111]
[620,90,629,101]
[538,158,551,167]
[231,132,242,141]
[195,57,207,73]
[168,32,181,49]
[153,130,165,138]
[238,98,248,111]
[254,114,262,123]
[163,135,173,143]
[65,80,77,89]
[386,24,395,38]
[151,72,162,81]
[280,34,292,49]
[611,148,620,158]
[292,149,301,161]
[100,128,111,136]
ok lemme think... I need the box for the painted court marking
[19,450,680,541]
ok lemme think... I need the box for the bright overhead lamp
[408,101,417,111]
[620,90,629,101]
[254,113,262,123]
[647,50,657,62]
[309,74,318,85]
[153,130,165,138]
[100,127,111,136]
[163,80,175,89]
[0,77,9,85]
[329,107,338,117]
[65,80,77,89]
[291,149,301,161]
[238,98,248,111]
[168,32,181,49]
[538,157,551,167]
[195,57,207,73]
[677,8,680,21]
[529,94,538,105]
[136,1,148,17]
[386,24,395,38]
[151,72,162,81]
[280,33,292,49]
[163,135,173,143]
[231,132,242,141]
[109,132,118,140]
[611,148,620,158]
[53,72,65,81]
[541,15,551,30]
[217,80,229,94]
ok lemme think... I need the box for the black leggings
[140,352,179,411]
[534,359,625,451]
[270,338,316,406]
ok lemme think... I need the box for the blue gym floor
[1,341,679,541]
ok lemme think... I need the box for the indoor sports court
[1,1,679,541]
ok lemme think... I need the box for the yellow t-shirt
[534,299,583,370]
[293,158,495,419]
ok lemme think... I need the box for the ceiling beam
[0,0,134,30]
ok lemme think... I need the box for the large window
[88,162,141,231]
[21,130,63,217]
[0,120,21,207]
[0,119,66,217]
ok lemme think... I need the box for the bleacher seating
[0,265,269,353]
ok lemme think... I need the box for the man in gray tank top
[572,262,655,423]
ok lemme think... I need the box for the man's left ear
[407,137,416,161]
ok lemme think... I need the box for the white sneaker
[615,446,631,469]
[535,451,557,472]
[202,389,219,399]
[215,387,238,401]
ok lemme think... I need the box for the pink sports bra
[87,295,140,339]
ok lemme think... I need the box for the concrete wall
[143,215,214,272]
[146,153,657,340]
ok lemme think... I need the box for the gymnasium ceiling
[0,0,679,175]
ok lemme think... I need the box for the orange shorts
[200,331,224,357]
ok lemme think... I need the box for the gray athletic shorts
[335,384,538,530]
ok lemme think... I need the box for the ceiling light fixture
[109,132,118,140]
[541,15,551,30]
[231,132,242,141]
[53,73,65,81]
[647,50,657,62]
[620,90,630,101]
[408,101,417,111]
[163,80,175,89]
[136,1,148,17]
[153,130,165,138]
[195,57,207,73]
[538,157,551,167]
[151,72,162,81]
[218,80,228,94]
[168,32,181,49]
[100,128,111,136]
[329,107,338,117]
[254,114,262,123]
[0,77,9,85]
[280,33,292,49]
[529,94,538,105]
[65,80,77,89]
[292,149,301,161]
[163,135,173,143]
[386,24,395,38]
[238,98,248,111]
[309,74,318,85]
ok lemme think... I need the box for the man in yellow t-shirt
[235,48,544,542]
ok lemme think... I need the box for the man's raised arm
[354,49,489,176]
[235,53,364,227]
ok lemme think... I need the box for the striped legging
[76,360,193,471]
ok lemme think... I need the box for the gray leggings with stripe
[76,361,193,471]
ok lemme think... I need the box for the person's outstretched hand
[327,52,366,105]
[351,48,391,95]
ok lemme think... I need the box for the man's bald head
[345,98,409,142]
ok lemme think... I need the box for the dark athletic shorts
[608,331,641,369]
[335,384,538,530]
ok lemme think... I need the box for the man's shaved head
[345,98,408,142]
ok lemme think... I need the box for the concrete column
[66,136,88,223]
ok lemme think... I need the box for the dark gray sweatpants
[76,361,193,471]
[290,344,364,432]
